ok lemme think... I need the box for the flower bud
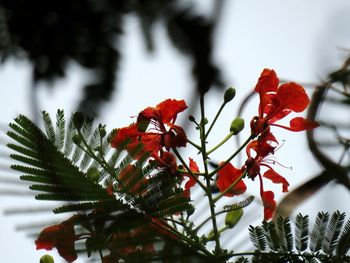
[224,87,236,103]
[230,117,244,135]
[72,133,82,145]
[98,124,107,138]
[225,208,243,228]
[186,204,195,217]
[188,115,196,122]
[40,254,54,263]
[201,117,208,126]
[73,112,84,130]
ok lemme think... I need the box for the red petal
[35,222,77,262]
[35,225,61,250]
[263,169,289,192]
[57,240,78,262]
[289,117,319,131]
[184,158,199,190]
[111,124,140,148]
[271,117,319,132]
[216,162,246,197]
[156,99,188,123]
[276,83,310,112]
[261,190,276,220]
[255,69,279,94]
[138,107,161,121]
[268,109,291,124]
[189,158,200,172]
[164,124,187,149]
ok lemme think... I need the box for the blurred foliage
[0,0,224,116]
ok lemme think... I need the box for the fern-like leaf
[322,211,346,254]
[247,212,350,263]
[310,212,330,252]
[249,225,267,251]
[336,217,350,256]
[42,111,56,143]
[223,196,255,212]
[55,109,65,150]
[295,213,309,252]
[276,216,294,251]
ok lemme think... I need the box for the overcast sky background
[1,0,350,262]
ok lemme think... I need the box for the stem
[77,130,115,177]
[98,249,104,261]
[209,134,254,178]
[207,131,234,155]
[199,94,222,253]
[187,138,202,151]
[205,102,226,139]
[213,171,247,203]
[207,225,229,240]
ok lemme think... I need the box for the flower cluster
[34,68,319,262]
[216,69,318,220]
[111,99,188,174]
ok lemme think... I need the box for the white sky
[1,0,350,262]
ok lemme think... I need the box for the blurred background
[0,0,349,262]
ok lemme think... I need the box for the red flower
[251,68,319,136]
[216,162,247,197]
[35,219,78,262]
[137,99,188,149]
[245,131,289,220]
[111,99,188,165]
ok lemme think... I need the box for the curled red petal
[271,117,319,132]
[261,190,276,221]
[276,82,310,113]
[263,169,289,192]
[216,162,246,197]
[184,158,199,190]
[289,117,319,131]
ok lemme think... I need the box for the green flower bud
[40,254,54,263]
[224,87,236,103]
[225,208,243,228]
[98,124,107,138]
[72,133,82,145]
[87,167,100,182]
[230,117,244,135]
[186,204,195,217]
[188,115,196,122]
[73,112,84,130]
[201,117,208,126]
